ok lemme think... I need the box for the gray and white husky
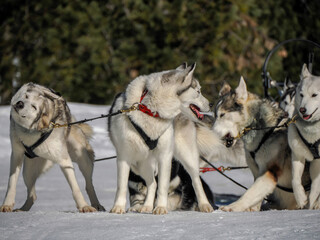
[128,112,246,212]
[279,78,296,118]
[213,77,310,211]
[288,64,320,209]
[1,83,103,212]
[108,63,213,214]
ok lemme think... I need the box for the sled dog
[0,83,104,212]
[128,112,245,212]
[108,63,215,214]
[279,78,296,118]
[213,77,310,211]
[288,64,320,209]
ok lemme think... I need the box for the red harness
[138,89,160,118]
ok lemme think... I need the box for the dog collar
[138,89,160,118]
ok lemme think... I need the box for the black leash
[94,156,117,162]
[200,156,248,190]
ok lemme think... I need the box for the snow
[0,103,320,240]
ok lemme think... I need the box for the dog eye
[220,113,225,118]
[284,101,288,105]
[300,93,304,98]
[312,93,317,98]
[32,105,37,110]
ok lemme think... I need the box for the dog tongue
[191,105,204,120]
[303,114,311,120]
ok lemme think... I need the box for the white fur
[288,64,320,209]
[1,83,103,212]
[109,63,212,214]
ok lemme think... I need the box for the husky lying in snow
[0,83,104,212]
[108,63,215,214]
[279,78,296,118]
[288,64,320,209]
[213,77,310,211]
[127,112,246,212]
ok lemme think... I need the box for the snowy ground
[0,103,319,240]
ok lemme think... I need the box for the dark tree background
[1,0,320,105]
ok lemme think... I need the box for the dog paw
[0,205,13,212]
[110,205,126,214]
[93,204,106,212]
[79,206,97,213]
[153,206,168,215]
[198,203,214,213]
[127,205,142,213]
[219,204,243,212]
[139,205,153,214]
[295,193,308,209]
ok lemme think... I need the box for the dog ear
[301,63,311,78]
[182,62,196,85]
[176,62,187,70]
[235,76,248,101]
[219,82,232,96]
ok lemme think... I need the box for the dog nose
[15,101,24,109]
[209,103,214,108]
[299,107,306,114]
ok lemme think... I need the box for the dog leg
[110,158,130,214]
[220,170,277,212]
[0,151,24,212]
[59,158,96,213]
[291,154,308,209]
[73,149,105,212]
[309,159,320,209]
[137,161,157,214]
[176,147,213,212]
[18,157,54,211]
[153,154,171,215]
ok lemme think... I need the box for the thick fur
[288,64,320,209]
[127,109,246,212]
[279,78,296,118]
[0,83,104,212]
[213,77,309,211]
[108,63,214,214]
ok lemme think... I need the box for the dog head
[279,78,296,118]
[295,64,320,122]
[11,83,70,131]
[213,77,250,148]
[145,63,210,121]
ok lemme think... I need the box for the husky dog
[279,78,296,118]
[0,83,104,212]
[127,112,246,212]
[213,77,310,211]
[288,64,320,209]
[108,63,214,214]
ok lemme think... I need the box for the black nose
[209,103,214,108]
[299,107,306,114]
[15,101,24,109]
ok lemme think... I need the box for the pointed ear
[301,63,311,78]
[219,82,232,96]
[235,76,248,101]
[176,62,187,70]
[182,62,196,85]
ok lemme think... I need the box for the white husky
[1,83,103,212]
[108,63,212,214]
[288,64,320,209]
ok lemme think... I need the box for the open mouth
[190,104,204,120]
[224,133,234,148]
[302,108,318,121]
